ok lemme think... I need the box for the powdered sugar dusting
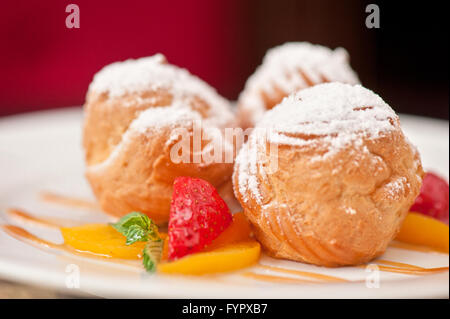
[87,54,235,170]
[260,83,398,155]
[384,177,409,200]
[86,106,200,172]
[89,54,233,128]
[238,42,360,124]
[129,104,202,134]
[90,54,167,97]
[235,132,263,204]
[235,83,400,203]
[345,207,357,215]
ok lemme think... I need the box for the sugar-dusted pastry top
[238,42,360,125]
[83,54,237,223]
[260,83,397,153]
[88,54,234,129]
[233,83,423,266]
[235,83,414,205]
[84,54,236,167]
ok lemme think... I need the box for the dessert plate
[0,108,448,298]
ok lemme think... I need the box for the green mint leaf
[112,212,150,234]
[143,239,163,273]
[125,224,148,245]
[111,212,159,245]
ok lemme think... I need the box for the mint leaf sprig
[111,212,163,273]
[143,239,163,272]
[111,212,159,245]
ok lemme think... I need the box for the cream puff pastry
[83,54,236,224]
[233,83,423,266]
[237,42,360,129]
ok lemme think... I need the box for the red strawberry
[168,176,232,260]
[411,172,449,225]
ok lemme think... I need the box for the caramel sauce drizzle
[6,208,81,229]
[256,264,348,282]
[1,224,142,269]
[39,191,99,211]
[2,206,449,284]
[246,261,448,284]
[2,224,61,250]
[356,263,449,275]
[389,241,448,254]
[376,259,426,270]
[241,271,317,284]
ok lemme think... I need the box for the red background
[0,0,448,119]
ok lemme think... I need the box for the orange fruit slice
[396,212,449,253]
[205,212,253,251]
[61,224,147,259]
[158,240,261,275]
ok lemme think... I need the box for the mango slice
[161,212,253,261]
[205,212,253,251]
[158,241,261,275]
[396,212,449,253]
[61,224,146,259]
[162,236,170,261]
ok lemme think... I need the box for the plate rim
[0,108,449,298]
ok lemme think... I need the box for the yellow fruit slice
[61,224,146,259]
[160,212,252,261]
[205,212,253,251]
[396,212,449,253]
[158,241,261,275]
[161,237,170,261]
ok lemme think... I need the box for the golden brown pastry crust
[83,55,236,224]
[237,42,360,129]
[233,83,423,267]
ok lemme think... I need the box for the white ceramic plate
[0,108,448,298]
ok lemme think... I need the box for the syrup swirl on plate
[39,191,100,211]
[1,192,448,284]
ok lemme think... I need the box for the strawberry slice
[411,172,449,225]
[168,177,232,260]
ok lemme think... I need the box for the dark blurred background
[0,0,448,119]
